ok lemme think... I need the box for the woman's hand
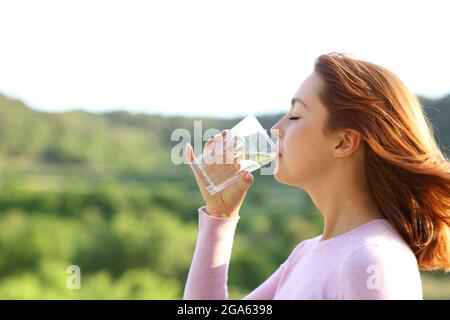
[185,130,254,219]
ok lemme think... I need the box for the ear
[333,129,361,158]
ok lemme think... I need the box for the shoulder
[295,235,321,253]
[343,220,420,275]
[337,242,422,299]
[286,235,322,261]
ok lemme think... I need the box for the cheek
[285,123,315,158]
[283,123,332,174]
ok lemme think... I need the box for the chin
[274,172,281,183]
[274,166,307,189]
[274,169,289,185]
[273,159,288,183]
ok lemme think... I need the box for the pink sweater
[183,206,423,300]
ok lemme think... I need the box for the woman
[183,53,450,299]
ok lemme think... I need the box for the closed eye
[288,116,300,120]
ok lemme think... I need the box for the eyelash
[288,116,300,120]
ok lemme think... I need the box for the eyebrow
[291,97,310,109]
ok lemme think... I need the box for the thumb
[237,170,254,193]
[186,143,204,187]
[185,143,195,164]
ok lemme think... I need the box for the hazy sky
[0,0,449,117]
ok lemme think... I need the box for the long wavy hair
[314,53,450,271]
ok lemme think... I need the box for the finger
[204,135,218,154]
[206,133,228,164]
[237,170,254,193]
[204,130,229,153]
[220,131,238,164]
[206,137,214,146]
[224,142,240,164]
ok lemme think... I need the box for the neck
[306,162,385,241]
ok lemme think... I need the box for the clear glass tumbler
[191,114,279,195]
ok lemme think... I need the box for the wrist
[206,206,240,219]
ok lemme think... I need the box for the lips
[277,144,283,157]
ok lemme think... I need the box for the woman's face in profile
[271,72,336,191]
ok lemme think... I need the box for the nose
[271,120,284,140]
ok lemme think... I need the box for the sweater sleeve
[242,263,286,300]
[183,206,240,300]
[243,239,311,300]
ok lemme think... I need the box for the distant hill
[0,92,448,171]
[420,94,450,151]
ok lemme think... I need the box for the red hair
[314,53,450,271]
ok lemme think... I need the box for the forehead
[291,73,329,121]
[293,72,322,104]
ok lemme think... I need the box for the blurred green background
[0,93,449,299]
